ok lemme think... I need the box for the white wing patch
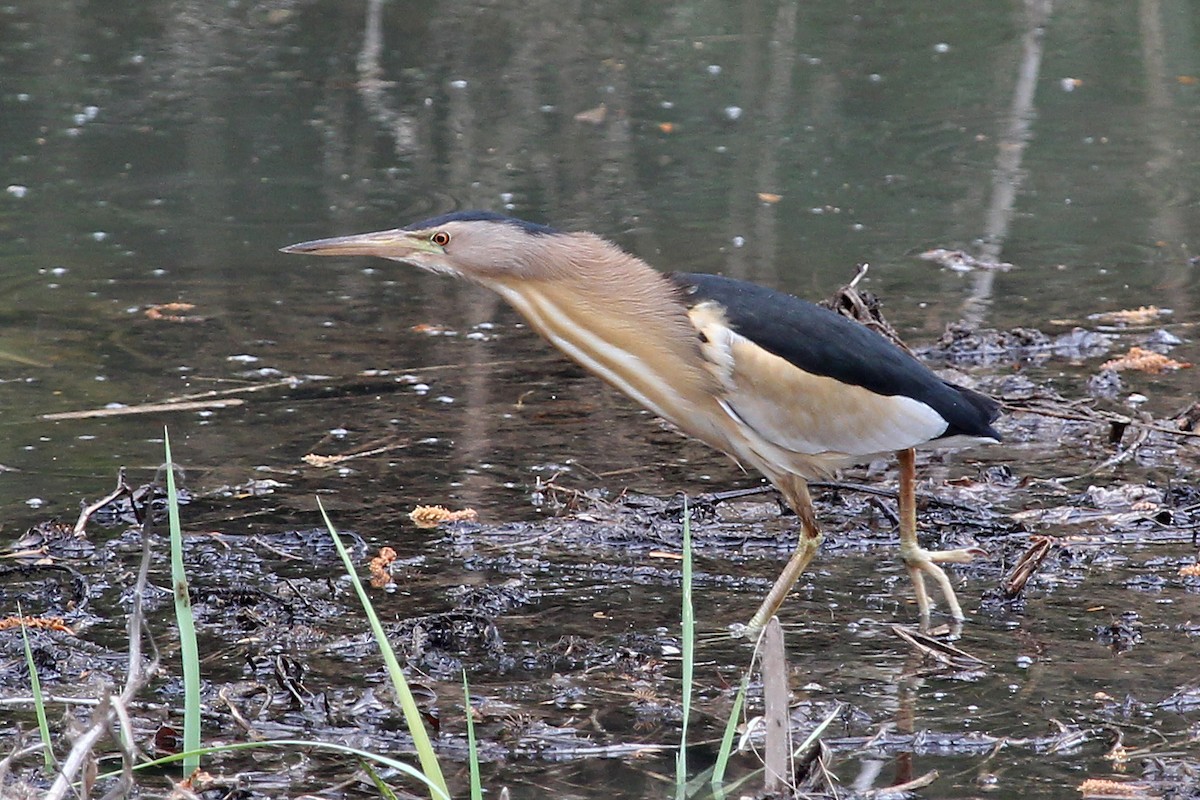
[689,302,950,460]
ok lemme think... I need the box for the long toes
[925,546,988,565]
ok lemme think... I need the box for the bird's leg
[896,448,986,621]
[743,479,822,634]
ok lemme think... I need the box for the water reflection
[965,0,1054,327]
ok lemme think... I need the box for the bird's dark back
[669,272,1001,441]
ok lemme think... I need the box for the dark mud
[3,316,1200,799]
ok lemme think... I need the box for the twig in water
[861,769,939,797]
[73,468,136,538]
[42,398,245,421]
[303,437,411,467]
[891,625,989,670]
[1003,398,1200,441]
[45,489,160,800]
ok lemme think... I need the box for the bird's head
[280,210,562,281]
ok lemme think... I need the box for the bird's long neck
[478,234,720,431]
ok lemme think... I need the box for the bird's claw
[925,545,988,565]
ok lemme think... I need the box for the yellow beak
[280,229,440,258]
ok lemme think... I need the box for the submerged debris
[918,248,1014,272]
[918,322,1112,365]
[1094,610,1143,654]
[1174,402,1200,432]
[1088,369,1123,399]
[820,263,913,353]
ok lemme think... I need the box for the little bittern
[283,211,1000,631]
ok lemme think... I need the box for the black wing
[669,272,1000,441]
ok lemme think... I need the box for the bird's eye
[430,231,451,247]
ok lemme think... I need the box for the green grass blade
[164,428,201,774]
[318,498,449,800]
[675,499,694,795]
[360,758,401,800]
[17,603,54,771]
[463,669,482,800]
[710,674,748,788]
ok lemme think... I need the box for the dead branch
[42,398,244,421]
[45,491,160,800]
[73,468,136,538]
[891,625,989,670]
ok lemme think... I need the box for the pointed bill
[280,229,439,258]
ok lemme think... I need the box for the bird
[282,210,1001,632]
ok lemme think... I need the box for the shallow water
[2,1,1199,798]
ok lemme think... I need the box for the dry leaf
[409,504,478,528]
[369,546,398,588]
[411,323,451,335]
[573,104,607,125]
[1087,306,1170,325]
[657,122,675,133]
[178,769,218,792]
[0,615,75,634]
[145,302,205,323]
[1177,75,1198,85]
[1100,346,1191,373]
[1077,778,1144,798]
[757,192,782,203]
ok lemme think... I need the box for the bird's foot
[924,545,989,565]
[902,543,986,622]
[728,621,761,640]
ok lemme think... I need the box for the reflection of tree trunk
[890,652,921,789]
[159,3,235,273]
[726,1,841,291]
[725,0,768,282]
[1138,0,1192,320]
[308,6,371,235]
[750,1,799,286]
[962,0,1053,328]
[29,3,82,259]
[357,0,417,157]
